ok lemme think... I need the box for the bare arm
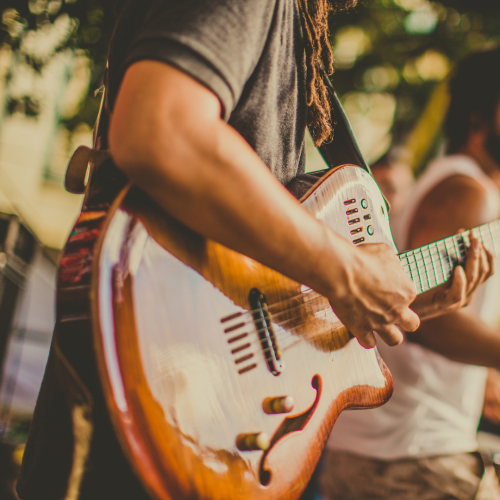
[108,60,420,348]
[406,308,500,367]
[406,174,498,363]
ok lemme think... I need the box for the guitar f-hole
[258,375,322,486]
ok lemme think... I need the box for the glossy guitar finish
[91,165,395,500]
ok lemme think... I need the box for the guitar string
[224,234,500,351]
[239,229,495,363]
[221,234,496,331]
[228,224,500,362]
[220,222,500,324]
[140,226,500,363]
[233,306,347,364]
[401,232,500,290]
[399,230,500,282]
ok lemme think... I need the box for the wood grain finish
[91,165,394,500]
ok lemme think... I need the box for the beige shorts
[318,449,500,500]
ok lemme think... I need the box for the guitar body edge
[63,165,396,500]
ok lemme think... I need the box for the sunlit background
[0,0,499,493]
[1,0,499,247]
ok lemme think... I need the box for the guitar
[57,162,500,500]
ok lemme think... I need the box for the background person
[321,46,500,500]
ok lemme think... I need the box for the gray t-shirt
[108,0,308,185]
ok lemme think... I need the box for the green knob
[367,225,374,236]
[361,199,368,209]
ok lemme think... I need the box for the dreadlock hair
[297,0,335,146]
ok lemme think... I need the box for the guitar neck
[398,220,500,295]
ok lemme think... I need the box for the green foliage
[2,0,500,140]
[329,0,500,142]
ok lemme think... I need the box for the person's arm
[109,60,420,348]
[406,308,500,367]
[405,174,499,362]
[410,231,493,319]
[483,369,500,423]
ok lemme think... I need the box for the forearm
[109,61,352,300]
[109,61,419,347]
[406,308,500,368]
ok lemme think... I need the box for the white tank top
[327,155,500,460]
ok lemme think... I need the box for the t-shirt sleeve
[124,0,278,120]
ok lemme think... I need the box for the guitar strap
[285,72,373,199]
[318,73,371,175]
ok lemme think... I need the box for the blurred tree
[1,0,500,165]
[1,0,116,132]
[329,0,500,166]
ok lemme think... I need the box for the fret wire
[437,240,446,285]
[462,230,470,247]
[400,254,411,280]
[424,245,437,288]
[414,248,426,291]
[408,240,467,268]
[402,252,424,292]
[409,252,427,290]
[481,224,494,256]
[429,243,440,286]
[398,221,500,294]
[407,234,500,269]
[453,235,464,264]
[406,254,414,282]
[420,247,431,291]
[401,263,451,283]
[460,233,467,260]
[488,223,498,257]
[401,247,455,278]
[451,236,459,263]
[421,246,433,289]
[479,226,487,253]
[484,225,493,253]
[444,238,455,275]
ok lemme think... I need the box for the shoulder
[408,172,492,248]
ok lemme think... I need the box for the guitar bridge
[249,288,284,376]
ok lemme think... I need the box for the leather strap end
[64,146,110,194]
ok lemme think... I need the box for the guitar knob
[262,396,294,414]
[236,432,270,451]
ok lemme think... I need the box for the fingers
[464,233,493,299]
[486,247,495,280]
[351,325,403,349]
[351,311,415,349]
[397,307,420,332]
[464,238,480,295]
[375,324,404,347]
[351,329,377,349]
[444,265,467,308]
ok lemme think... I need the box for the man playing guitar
[17,1,492,499]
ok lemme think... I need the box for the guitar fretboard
[398,220,500,295]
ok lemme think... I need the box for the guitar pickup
[353,237,365,245]
[350,227,363,235]
[249,288,283,376]
[344,199,356,205]
[348,218,360,225]
[346,208,358,215]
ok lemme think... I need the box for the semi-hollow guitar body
[60,165,395,500]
